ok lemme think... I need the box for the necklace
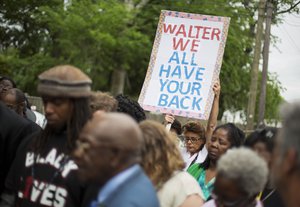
[262,189,276,202]
[30,152,70,191]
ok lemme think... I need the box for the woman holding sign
[165,81,221,170]
[187,123,245,201]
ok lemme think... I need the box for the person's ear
[17,102,25,116]
[109,148,123,168]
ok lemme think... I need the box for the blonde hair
[139,120,185,188]
[90,91,118,112]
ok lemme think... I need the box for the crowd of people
[0,65,299,207]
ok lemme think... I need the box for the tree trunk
[258,0,273,128]
[110,69,126,96]
[246,0,266,131]
[110,0,150,96]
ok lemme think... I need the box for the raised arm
[164,114,175,132]
[205,80,220,142]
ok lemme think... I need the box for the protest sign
[138,10,230,119]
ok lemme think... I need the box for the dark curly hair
[171,119,182,135]
[244,127,277,153]
[115,94,146,123]
[0,76,17,88]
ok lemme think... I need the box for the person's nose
[187,139,193,144]
[210,140,219,149]
[44,102,54,115]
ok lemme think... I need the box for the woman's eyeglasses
[183,136,201,143]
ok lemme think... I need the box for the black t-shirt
[0,103,40,194]
[5,132,94,207]
[261,188,286,207]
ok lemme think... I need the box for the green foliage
[265,74,285,122]
[254,73,285,124]
[0,0,151,94]
[0,0,289,121]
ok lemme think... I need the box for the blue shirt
[90,164,141,207]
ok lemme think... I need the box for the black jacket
[0,103,40,194]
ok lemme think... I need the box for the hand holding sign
[212,80,221,97]
[139,10,230,120]
[165,114,175,124]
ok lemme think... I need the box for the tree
[249,0,300,128]
[0,0,287,122]
[0,0,151,95]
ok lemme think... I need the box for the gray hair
[217,148,268,196]
[279,102,300,167]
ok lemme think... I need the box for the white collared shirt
[181,145,208,171]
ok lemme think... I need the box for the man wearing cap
[2,65,92,207]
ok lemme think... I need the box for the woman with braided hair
[115,94,146,123]
[188,123,245,201]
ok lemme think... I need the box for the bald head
[74,112,143,183]
[91,112,142,151]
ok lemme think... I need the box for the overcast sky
[269,13,300,102]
